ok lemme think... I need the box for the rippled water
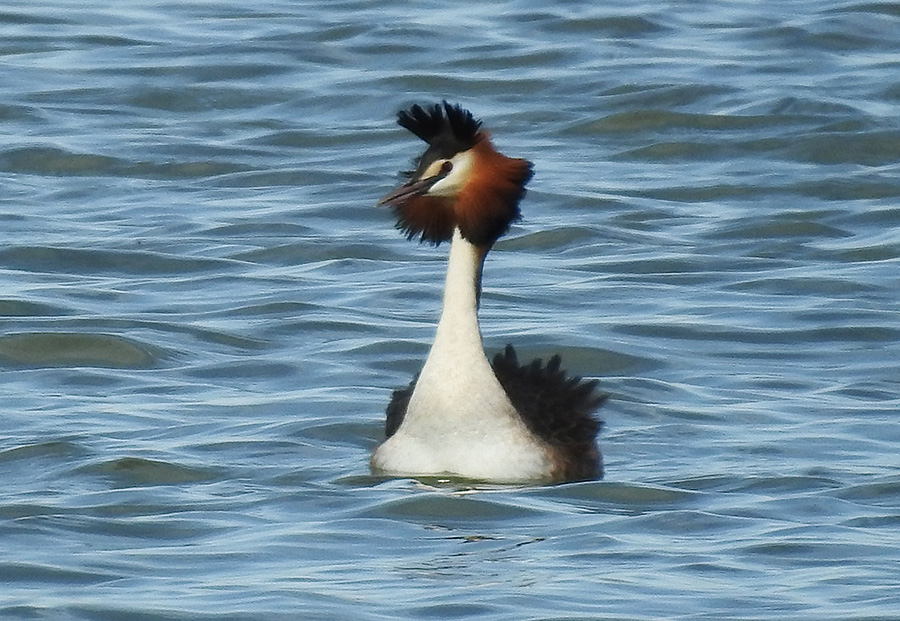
[3,1,899,619]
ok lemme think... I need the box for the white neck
[431,227,486,357]
[371,227,553,482]
[401,228,497,424]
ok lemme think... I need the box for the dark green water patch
[0,332,160,369]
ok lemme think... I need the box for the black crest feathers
[397,101,482,156]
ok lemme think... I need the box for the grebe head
[379,101,534,246]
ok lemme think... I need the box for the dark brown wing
[384,375,416,438]
[491,344,606,481]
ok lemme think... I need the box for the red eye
[440,161,453,175]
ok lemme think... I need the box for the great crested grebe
[372,101,605,483]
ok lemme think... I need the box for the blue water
[2,1,899,619]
